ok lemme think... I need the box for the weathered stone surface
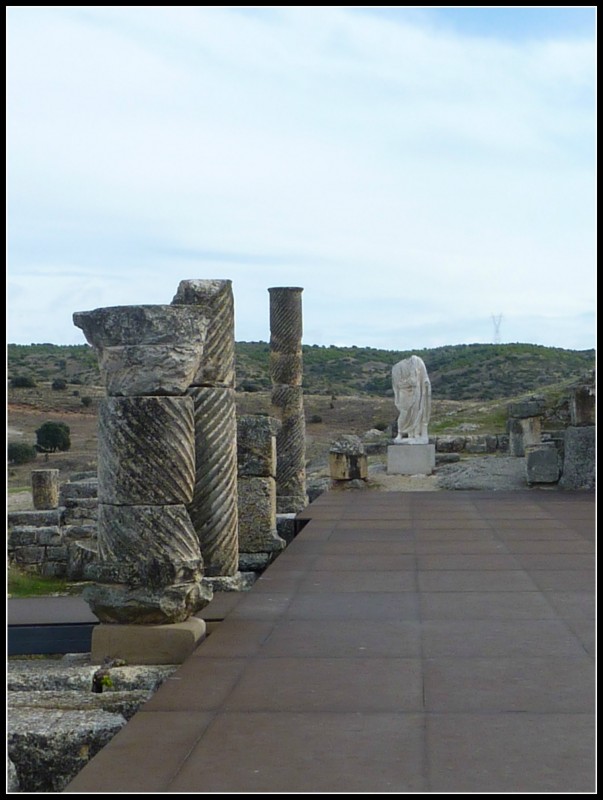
[238,552,274,571]
[73,305,209,396]
[91,619,206,665]
[8,689,152,721]
[60,479,98,501]
[67,540,99,581]
[187,387,239,577]
[276,513,298,544]
[98,396,195,505]
[83,579,212,625]
[329,452,369,481]
[7,756,19,792]
[570,385,595,426]
[237,476,285,553]
[97,504,202,571]
[276,494,308,514]
[171,279,236,387]
[273,412,307,503]
[268,286,303,352]
[525,444,560,485]
[330,435,365,456]
[435,436,467,453]
[8,708,126,792]
[436,453,461,464]
[8,509,63,529]
[269,351,303,385]
[559,426,595,490]
[508,417,541,457]
[507,396,546,419]
[203,572,257,592]
[237,414,279,477]
[31,470,59,510]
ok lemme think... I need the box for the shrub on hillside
[8,442,38,465]
[35,421,71,453]
[51,378,67,390]
[11,376,36,388]
[81,396,93,407]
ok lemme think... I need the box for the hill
[8,341,594,401]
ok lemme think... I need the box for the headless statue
[392,355,431,444]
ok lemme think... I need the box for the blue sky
[7,7,596,351]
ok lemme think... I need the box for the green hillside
[7,341,595,401]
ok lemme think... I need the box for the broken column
[171,280,239,577]
[73,304,211,663]
[507,396,545,457]
[31,469,60,510]
[237,414,285,572]
[268,287,308,513]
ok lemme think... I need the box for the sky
[7,6,596,352]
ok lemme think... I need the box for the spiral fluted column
[172,279,239,576]
[268,287,308,513]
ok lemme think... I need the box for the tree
[51,378,67,390]
[35,421,71,453]
[8,442,38,465]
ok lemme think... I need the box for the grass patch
[7,566,78,598]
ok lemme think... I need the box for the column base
[91,617,206,665]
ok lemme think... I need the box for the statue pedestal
[387,444,435,476]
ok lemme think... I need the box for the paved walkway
[63,490,595,793]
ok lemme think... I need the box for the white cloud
[7,7,596,350]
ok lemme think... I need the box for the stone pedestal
[90,618,206,665]
[387,444,435,475]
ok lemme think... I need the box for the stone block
[508,417,541,457]
[525,444,560,485]
[570,385,595,426]
[8,509,63,529]
[507,396,546,418]
[436,436,466,453]
[387,444,435,475]
[559,426,595,490]
[90,618,207,665]
[237,476,284,553]
[31,470,60,510]
[237,414,279,477]
[60,480,98,501]
[329,452,368,481]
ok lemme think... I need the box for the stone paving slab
[61,490,595,793]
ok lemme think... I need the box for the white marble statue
[392,355,431,444]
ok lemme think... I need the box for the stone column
[268,287,308,513]
[73,305,212,642]
[31,469,59,510]
[172,279,239,577]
